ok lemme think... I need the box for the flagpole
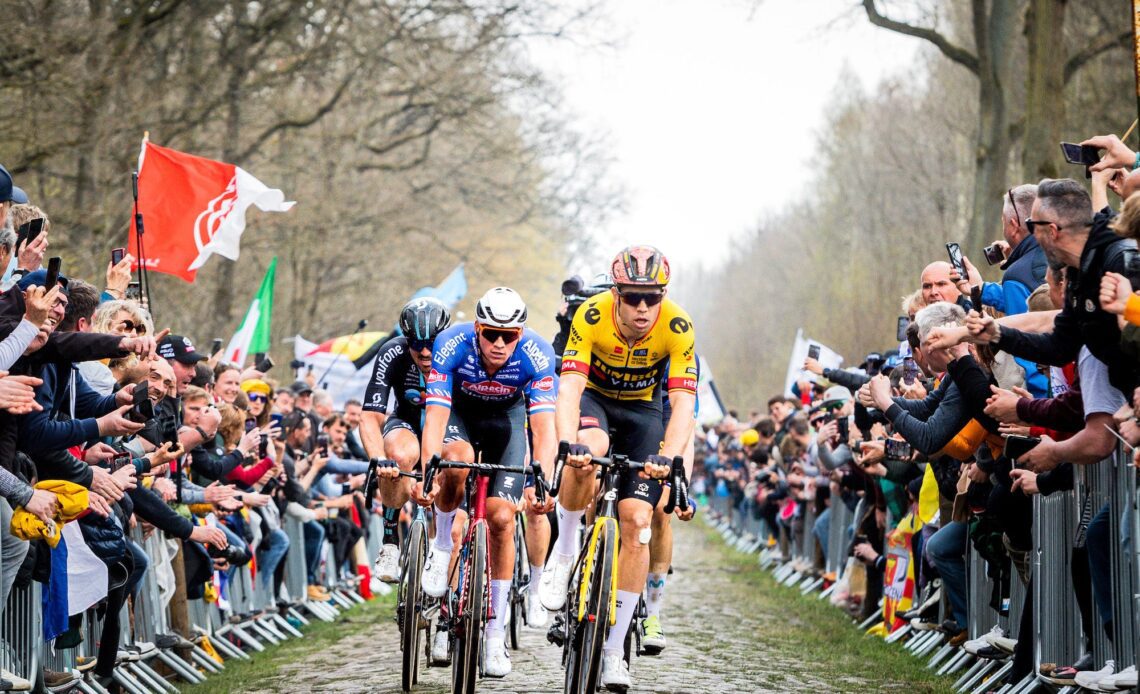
[316,319,368,389]
[132,131,153,318]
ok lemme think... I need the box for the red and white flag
[128,141,295,282]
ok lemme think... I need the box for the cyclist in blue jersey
[412,287,559,678]
[359,298,451,582]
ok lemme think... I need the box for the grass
[177,591,395,693]
[700,521,957,694]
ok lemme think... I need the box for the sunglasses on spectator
[1007,188,1020,230]
[478,327,522,344]
[248,393,267,403]
[118,319,145,334]
[617,289,665,307]
[408,338,434,352]
[1025,217,1091,234]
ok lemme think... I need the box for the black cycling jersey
[362,335,427,425]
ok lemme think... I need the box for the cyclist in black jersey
[360,297,451,582]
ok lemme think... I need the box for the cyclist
[538,245,697,693]
[359,297,451,582]
[412,287,559,678]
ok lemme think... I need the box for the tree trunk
[966,0,1019,258]
[1023,0,1068,183]
[211,51,245,343]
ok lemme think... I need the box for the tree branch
[861,0,979,75]
[1064,29,1131,83]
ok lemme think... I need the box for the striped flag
[225,257,277,366]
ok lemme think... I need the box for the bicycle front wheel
[401,520,426,693]
[567,518,616,694]
[452,522,487,694]
[510,512,528,650]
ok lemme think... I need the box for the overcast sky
[528,0,921,276]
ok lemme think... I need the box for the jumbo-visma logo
[193,175,238,254]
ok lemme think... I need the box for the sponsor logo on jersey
[504,477,515,488]
[603,490,617,501]
[371,392,384,404]
[669,317,691,334]
[583,307,601,325]
[634,348,648,357]
[435,332,467,363]
[613,345,623,354]
[461,380,517,397]
[686,367,698,375]
[581,416,600,428]
[403,388,425,405]
[532,375,555,392]
[563,349,577,357]
[426,369,447,384]
[522,339,550,372]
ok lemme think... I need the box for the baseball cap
[822,385,852,406]
[158,335,208,364]
[290,380,313,396]
[0,165,28,204]
[16,269,68,293]
[740,429,760,447]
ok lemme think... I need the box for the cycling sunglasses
[408,338,434,352]
[478,327,522,345]
[617,289,665,307]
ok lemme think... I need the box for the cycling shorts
[442,399,527,505]
[382,414,421,438]
[578,389,664,507]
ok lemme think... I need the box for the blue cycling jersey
[425,322,558,415]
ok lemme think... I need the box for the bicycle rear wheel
[452,522,487,694]
[565,519,616,694]
[401,520,426,693]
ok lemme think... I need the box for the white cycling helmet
[474,287,528,328]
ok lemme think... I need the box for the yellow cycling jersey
[560,291,697,401]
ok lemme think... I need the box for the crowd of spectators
[0,164,382,692]
[699,140,1140,692]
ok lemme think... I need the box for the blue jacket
[980,234,1049,397]
[19,363,118,455]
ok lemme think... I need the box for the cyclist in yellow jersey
[539,245,697,693]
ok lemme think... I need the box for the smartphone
[42,256,61,290]
[255,355,275,373]
[807,344,821,361]
[884,438,912,460]
[983,243,1004,266]
[971,285,984,313]
[317,433,330,456]
[15,218,43,249]
[903,357,919,385]
[126,281,141,300]
[252,352,266,367]
[110,247,126,266]
[945,242,967,281]
[244,418,257,433]
[109,451,132,473]
[896,316,909,342]
[836,416,849,445]
[1060,142,1100,166]
[1003,434,1041,462]
[269,412,283,428]
[258,433,268,459]
[210,338,223,355]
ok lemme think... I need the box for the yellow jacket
[10,480,90,548]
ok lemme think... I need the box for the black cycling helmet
[399,297,451,342]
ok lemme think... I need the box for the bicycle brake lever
[422,454,440,499]
[530,460,547,505]
[364,458,379,502]
[550,440,569,497]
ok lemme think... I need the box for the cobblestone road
[247,521,887,693]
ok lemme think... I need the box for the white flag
[188,167,294,271]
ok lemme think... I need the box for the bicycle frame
[577,465,623,626]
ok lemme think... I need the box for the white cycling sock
[646,572,667,619]
[528,563,544,595]
[602,590,640,656]
[432,507,456,553]
[485,579,512,639]
[554,504,584,558]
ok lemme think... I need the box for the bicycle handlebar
[421,455,538,499]
[364,458,421,501]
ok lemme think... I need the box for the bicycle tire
[509,513,528,650]
[452,522,487,694]
[567,519,616,694]
[401,520,426,693]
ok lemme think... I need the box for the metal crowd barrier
[0,506,385,694]
[704,442,1140,693]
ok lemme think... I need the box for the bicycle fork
[577,517,620,626]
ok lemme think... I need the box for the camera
[983,243,1004,266]
[207,542,251,567]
